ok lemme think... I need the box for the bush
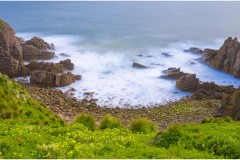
[73,114,96,131]
[99,114,121,130]
[130,118,156,134]
[153,126,182,148]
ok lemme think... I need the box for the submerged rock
[132,62,147,69]
[203,37,240,78]
[184,47,204,54]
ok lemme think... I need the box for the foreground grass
[0,119,240,158]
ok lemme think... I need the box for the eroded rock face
[203,37,240,78]
[219,90,240,120]
[161,68,189,79]
[176,74,199,91]
[30,70,81,87]
[0,19,29,77]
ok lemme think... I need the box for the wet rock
[26,61,64,73]
[161,67,189,79]
[132,62,147,69]
[184,47,204,54]
[161,52,172,57]
[176,74,199,91]
[203,37,240,78]
[30,70,80,87]
[83,92,95,96]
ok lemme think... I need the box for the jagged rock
[30,70,80,87]
[203,37,240,78]
[23,45,54,60]
[132,62,147,69]
[0,17,25,75]
[176,74,199,91]
[184,47,204,54]
[59,59,74,70]
[25,37,55,50]
[161,67,189,79]
[219,90,240,120]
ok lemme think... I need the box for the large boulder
[203,37,240,78]
[26,59,74,73]
[161,67,189,79]
[25,37,55,50]
[23,45,54,60]
[176,74,199,91]
[30,70,81,87]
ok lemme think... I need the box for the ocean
[1,1,240,107]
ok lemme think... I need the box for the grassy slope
[0,74,240,159]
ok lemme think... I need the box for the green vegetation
[0,74,240,158]
[0,74,64,125]
[130,118,156,134]
[99,114,122,130]
[73,114,96,131]
[0,19,5,30]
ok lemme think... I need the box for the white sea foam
[17,33,240,108]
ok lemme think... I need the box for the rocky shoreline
[1,18,240,128]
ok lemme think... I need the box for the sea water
[1,2,240,107]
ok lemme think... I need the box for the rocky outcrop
[218,90,240,120]
[26,59,74,73]
[23,45,54,60]
[0,19,29,77]
[25,37,55,50]
[30,70,81,87]
[59,59,74,70]
[26,61,64,73]
[161,68,189,79]
[132,62,147,69]
[203,37,240,78]
[192,82,237,100]
[176,74,199,91]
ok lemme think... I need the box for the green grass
[0,73,240,158]
[73,114,96,131]
[0,19,5,30]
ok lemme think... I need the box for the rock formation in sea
[161,67,189,79]
[203,37,240,78]
[0,18,80,87]
[176,74,199,91]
